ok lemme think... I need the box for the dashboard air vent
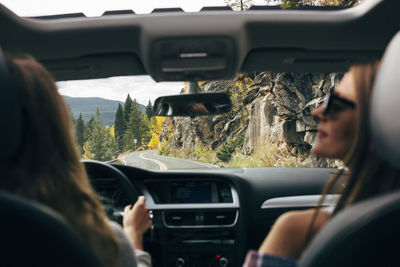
[163,210,238,227]
[164,212,197,226]
[204,211,237,226]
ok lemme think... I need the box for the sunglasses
[321,92,356,117]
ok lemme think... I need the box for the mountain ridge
[63,96,145,126]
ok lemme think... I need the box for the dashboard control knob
[219,257,229,267]
[176,257,185,267]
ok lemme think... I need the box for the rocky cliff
[159,72,344,167]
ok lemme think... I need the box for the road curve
[121,150,216,171]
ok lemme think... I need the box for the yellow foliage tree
[82,141,94,159]
[147,116,165,149]
[230,73,254,114]
[109,125,115,137]
[147,133,160,149]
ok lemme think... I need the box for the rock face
[159,72,343,167]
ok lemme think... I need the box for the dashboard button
[219,257,229,267]
[176,257,185,267]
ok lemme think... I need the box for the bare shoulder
[275,209,331,232]
[259,209,332,258]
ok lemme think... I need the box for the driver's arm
[123,196,152,250]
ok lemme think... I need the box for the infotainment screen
[170,181,212,203]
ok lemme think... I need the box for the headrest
[370,31,400,168]
[0,47,22,162]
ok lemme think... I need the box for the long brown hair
[328,62,400,211]
[3,55,119,267]
[306,61,400,243]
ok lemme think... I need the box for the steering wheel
[82,160,141,222]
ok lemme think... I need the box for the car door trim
[261,194,340,209]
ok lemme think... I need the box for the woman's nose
[311,104,326,121]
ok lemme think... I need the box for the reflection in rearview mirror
[153,92,232,117]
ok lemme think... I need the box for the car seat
[298,31,400,267]
[0,48,103,267]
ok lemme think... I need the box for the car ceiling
[0,0,399,82]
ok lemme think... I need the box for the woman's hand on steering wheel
[123,196,152,250]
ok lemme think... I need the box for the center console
[140,179,240,267]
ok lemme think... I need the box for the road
[121,150,216,170]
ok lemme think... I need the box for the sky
[0,0,267,105]
[57,76,184,104]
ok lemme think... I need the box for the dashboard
[140,179,240,267]
[88,165,335,267]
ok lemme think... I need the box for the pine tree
[114,104,125,151]
[124,94,133,132]
[124,99,143,149]
[140,112,151,146]
[85,109,108,161]
[104,126,119,159]
[84,108,119,161]
[95,107,101,122]
[67,104,76,124]
[123,98,152,149]
[145,100,154,119]
[84,117,96,142]
[225,0,253,10]
[75,113,85,154]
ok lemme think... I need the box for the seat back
[298,190,400,267]
[298,31,400,267]
[0,190,103,267]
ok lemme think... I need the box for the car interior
[0,0,399,266]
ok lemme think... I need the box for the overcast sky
[57,76,184,104]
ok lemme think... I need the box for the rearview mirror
[153,92,232,117]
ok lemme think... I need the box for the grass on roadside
[158,138,312,168]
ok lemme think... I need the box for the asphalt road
[121,150,216,170]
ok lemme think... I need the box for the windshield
[58,72,343,171]
[3,0,362,170]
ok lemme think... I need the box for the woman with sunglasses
[244,61,400,266]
